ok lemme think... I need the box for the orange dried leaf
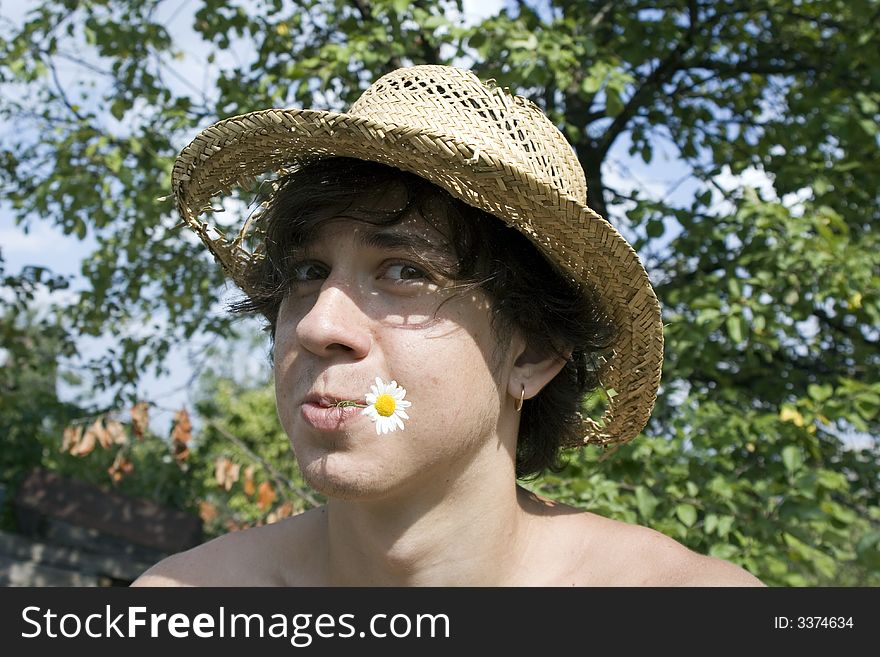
[130,402,150,439]
[257,481,276,511]
[92,418,113,449]
[71,425,97,456]
[227,463,241,488]
[105,419,128,445]
[61,425,83,453]
[171,408,193,444]
[214,457,240,491]
[107,452,134,482]
[266,501,294,524]
[214,457,228,487]
[243,465,256,497]
[198,501,219,524]
[171,408,193,462]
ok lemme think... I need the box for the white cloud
[713,164,776,201]
[711,164,812,217]
[460,0,507,22]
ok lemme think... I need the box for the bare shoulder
[565,511,765,587]
[131,507,326,587]
[130,530,268,587]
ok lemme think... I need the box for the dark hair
[229,157,616,479]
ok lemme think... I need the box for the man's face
[273,193,515,501]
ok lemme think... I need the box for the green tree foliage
[0,255,201,525]
[0,255,81,527]
[187,337,320,537]
[1,0,877,584]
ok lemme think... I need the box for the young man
[134,66,763,586]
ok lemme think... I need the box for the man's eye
[384,263,429,282]
[291,262,327,281]
[288,261,431,285]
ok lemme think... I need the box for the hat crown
[348,65,588,204]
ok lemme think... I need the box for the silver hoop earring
[515,385,525,412]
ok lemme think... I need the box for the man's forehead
[299,206,455,259]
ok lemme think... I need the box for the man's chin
[299,459,394,502]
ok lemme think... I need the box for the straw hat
[171,65,663,448]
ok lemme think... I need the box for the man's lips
[302,392,364,407]
[300,401,365,431]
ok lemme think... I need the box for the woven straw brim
[172,108,664,448]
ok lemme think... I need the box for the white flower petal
[361,376,412,435]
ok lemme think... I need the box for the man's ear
[507,337,572,405]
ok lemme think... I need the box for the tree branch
[47,57,85,122]
[589,1,615,28]
[595,41,689,160]
[53,50,114,78]
[690,59,819,77]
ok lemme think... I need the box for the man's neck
[320,456,542,586]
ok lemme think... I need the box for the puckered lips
[301,392,365,431]
[302,392,361,407]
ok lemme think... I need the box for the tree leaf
[675,503,697,527]
[635,485,658,520]
[808,384,833,403]
[726,315,743,344]
[782,445,803,474]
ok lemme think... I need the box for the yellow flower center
[375,394,397,417]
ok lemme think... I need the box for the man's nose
[295,282,372,358]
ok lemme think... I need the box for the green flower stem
[332,400,367,408]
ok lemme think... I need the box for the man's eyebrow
[301,227,455,261]
[359,230,454,259]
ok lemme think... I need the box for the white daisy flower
[362,377,412,435]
